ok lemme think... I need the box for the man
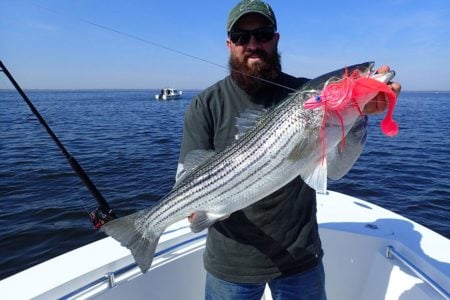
[177,1,401,299]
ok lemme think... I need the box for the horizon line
[1,88,449,93]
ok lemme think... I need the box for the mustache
[243,49,269,61]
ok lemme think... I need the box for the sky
[1,0,449,91]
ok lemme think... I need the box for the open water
[0,89,449,280]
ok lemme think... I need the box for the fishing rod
[31,3,297,93]
[0,60,116,228]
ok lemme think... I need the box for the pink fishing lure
[304,68,398,156]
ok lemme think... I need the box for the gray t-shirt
[178,73,328,283]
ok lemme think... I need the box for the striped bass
[101,61,397,273]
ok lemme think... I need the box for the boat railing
[386,245,449,300]
[58,234,206,299]
[58,261,139,299]
[36,241,450,299]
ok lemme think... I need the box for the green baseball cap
[227,0,277,32]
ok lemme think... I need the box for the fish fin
[189,211,230,233]
[304,158,328,194]
[175,150,216,185]
[174,150,217,189]
[184,150,215,172]
[235,107,267,140]
[101,210,163,273]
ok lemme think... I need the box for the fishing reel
[89,207,116,229]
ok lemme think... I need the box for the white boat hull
[1,191,449,299]
[154,89,183,100]
[154,94,182,100]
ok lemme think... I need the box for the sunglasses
[229,27,276,45]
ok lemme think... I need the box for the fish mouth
[351,61,396,82]
[366,62,395,82]
[370,70,396,83]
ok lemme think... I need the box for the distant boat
[155,88,183,100]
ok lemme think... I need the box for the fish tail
[101,210,162,273]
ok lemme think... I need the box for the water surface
[0,90,449,280]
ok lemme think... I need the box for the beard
[229,48,281,94]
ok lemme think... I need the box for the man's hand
[188,214,195,222]
[187,212,229,224]
[363,65,401,115]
